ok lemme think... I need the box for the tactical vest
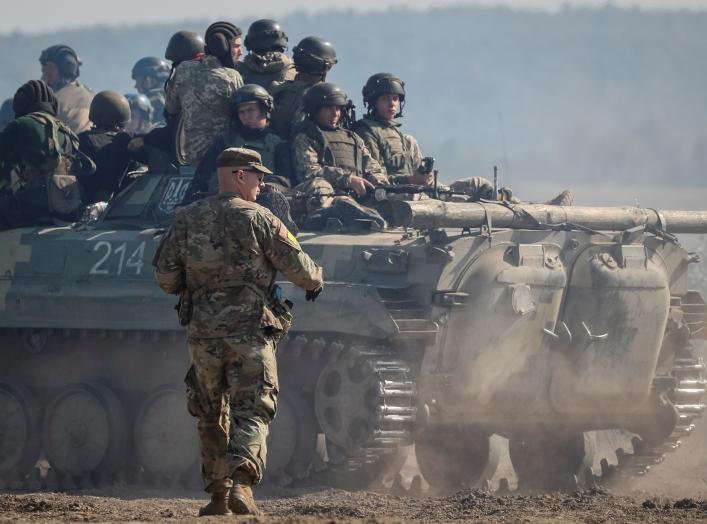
[355,117,414,177]
[222,128,281,171]
[298,120,363,176]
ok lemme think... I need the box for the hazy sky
[3,0,707,34]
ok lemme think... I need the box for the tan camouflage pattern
[164,55,243,165]
[154,192,322,339]
[292,177,337,215]
[55,80,94,134]
[188,333,277,487]
[154,192,321,490]
[236,52,296,93]
[354,117,425,182]
[291,127,387,191]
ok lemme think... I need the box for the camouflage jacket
[235,52,296,93]
[54,80,94,134]
[154,193,323,339]
[291,120,387,189]
[164,55,243,165]
[353,116,425,183]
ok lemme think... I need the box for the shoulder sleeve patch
[278,222,301,251]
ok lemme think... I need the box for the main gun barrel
[391,200,707,234]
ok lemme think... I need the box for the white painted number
[89,241,147,276]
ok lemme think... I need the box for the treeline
[2,5,707,205]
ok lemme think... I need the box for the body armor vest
[355,117,414,177]
[222,128,281,170]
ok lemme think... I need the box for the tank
[0,171,706,493]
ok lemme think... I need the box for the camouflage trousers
[187,334,278,492]
[291,177,337,218]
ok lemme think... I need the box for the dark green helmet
[232,84,274,117]
[89,91,131,128]
[39,44,82,80]
[244,19,288,53]
[304,82,348,116]
[132,57,170,81]
[293,36,337,75]
[362,72,406,116]
[165,31,205,64]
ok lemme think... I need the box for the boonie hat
[216,147,273,175]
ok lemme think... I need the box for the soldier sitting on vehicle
[183,84,297,231]
[235,19,296,92]
[131,57,170,126]
[290,82,388,229]
[354,73,434,187]
[39,45,94,134]
[0,80,95,229]
[270,36,337,138]
[78,91,138,204]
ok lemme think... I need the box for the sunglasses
[232,168,264,182]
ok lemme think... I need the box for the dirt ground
[2,486,707,524]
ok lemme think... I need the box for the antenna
[493,165,498,201]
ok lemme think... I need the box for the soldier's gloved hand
[305,286,323,302]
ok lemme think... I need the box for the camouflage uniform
[353,115,427,184]
[270,80,316,138]
[235,52,296,93]
[164,55,243,165]
[54,80,94,134]
[154,186,322,491]
[291,120,387,213]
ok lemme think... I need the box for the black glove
[305,286,323,302]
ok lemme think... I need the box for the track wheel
[0,384,42,480]
[134,385,198,482]
[415,429,499,492]
[266,388,318,484]
[42,382,127,479]
[509,432,593,491]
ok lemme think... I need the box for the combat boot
[198,485,232,516]
[229,470,262,516]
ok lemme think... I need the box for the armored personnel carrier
[0,170,705,492]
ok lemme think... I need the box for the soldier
[184,84,296,231]
[270,36,337,138]
[0,99,13,131]
[125,93,154,135]
[131,57,170,126]
[354,73,433,186]
[78,91,136,203]
[0,80,94,229]
[164,21,244,166]
[39,44,94,134]
[236,19,295,92]
[154,147,323,516]
[290,82,388,228]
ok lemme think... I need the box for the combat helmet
[362,73,406,117]
[132,57,170,84]
[293,36,337,76]
[89,91,131,128]
[244,19,288,53]
[304,82,348,117]
[165,30,205,64]
[232,84,274,118]
[39,44,82,80]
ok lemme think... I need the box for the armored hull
[0,171,705,492]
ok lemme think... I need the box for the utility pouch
[47,172,82,215]
[184,365,210,418]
